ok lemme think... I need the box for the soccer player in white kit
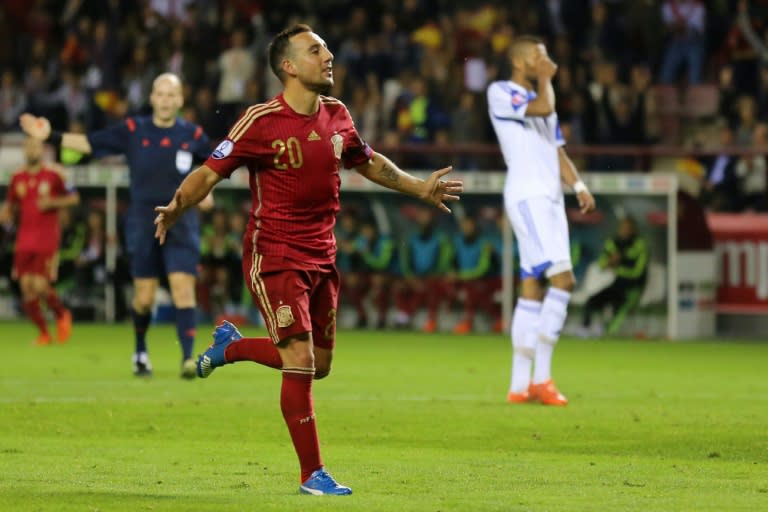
[488,36,596,406]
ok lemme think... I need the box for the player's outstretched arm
[19,114,93,155]
[355,152,462,213]
[154,165,222,244]
[558,147,595,214]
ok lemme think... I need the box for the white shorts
[505,195,572,279]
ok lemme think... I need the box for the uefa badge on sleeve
[212,140,234,160]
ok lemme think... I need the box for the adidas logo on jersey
[307,130,321,141]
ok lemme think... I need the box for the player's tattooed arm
[355,152,462,214]
[378,162,400,185]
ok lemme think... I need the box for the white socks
[533,287,571,384]
[510,298,541,393]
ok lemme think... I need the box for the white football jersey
[487,80,565,202]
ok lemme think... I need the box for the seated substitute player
[451,216,501,334]
[355,220,397,329]
[20,73,213,378]
[488,36,596,406]
[154,24,462,495]
[580,216,649,337]
[0,137,79,345]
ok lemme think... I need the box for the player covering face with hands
[488,36,595,406]
[155,24,461,496]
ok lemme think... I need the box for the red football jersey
[6,166,70,253]
[206,93,374,268]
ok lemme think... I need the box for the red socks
[281,369,322,482]
[224,337,283,369]
[23,299,48,335]
[45,289,66,317]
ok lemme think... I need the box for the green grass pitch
[0,321,766,511]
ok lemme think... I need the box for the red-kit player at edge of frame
[0,137,79,345]
[153,24,462,496]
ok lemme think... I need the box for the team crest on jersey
[276,305,295,328]
[39,181,50,196]
[212,139,234,159]
[330,133,344,160]
[510,90,527,110]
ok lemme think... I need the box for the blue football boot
[299,468,352,496]
[196,320,243,378]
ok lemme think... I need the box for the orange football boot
[453,320,471,334]
[423,318,437,333]
[507,390,531,403]
[528,379,568,406]
[56,310,72,343]
[35,333,52,346]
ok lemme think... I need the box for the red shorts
[13,250,58,281]
[243,254,339,348]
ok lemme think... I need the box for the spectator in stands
[579,216,649,338]
[394,207,453,332]
[451,216,501,334]
[85,18,119,91]
[46,68,87,128]
[122,45,157,115]
[734,94,760,146]
[735,122,768,210]
[583,60,626,170]
[193,86,227,141]
[758,62,768,122]
[0,69,26,130]
[659,0,706,84]
[581,1,623,64]
[729,0,768,97]
[216,27,255,121]
[718,65,741,127]
[450,91,484,170]
[347,83,381,144]
[603,88,647,170]
[701,122,742,211]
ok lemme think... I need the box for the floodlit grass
[0,321,766,511]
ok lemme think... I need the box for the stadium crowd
[1,0,768,327]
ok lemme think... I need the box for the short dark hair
[268,24,313,82]
[510,35,543,57]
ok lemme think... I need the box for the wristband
[47,130,63,146]
[573,180,588,194]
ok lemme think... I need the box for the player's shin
[131,308,151,354]
[534,287,571,384]
[281,368,323,482]
[224,337,282,369]
[23,298,49,337]
[175,307,196,360]
[510,298,542,394]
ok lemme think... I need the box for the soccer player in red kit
[154,24,462,495]
[0,137,79,344]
